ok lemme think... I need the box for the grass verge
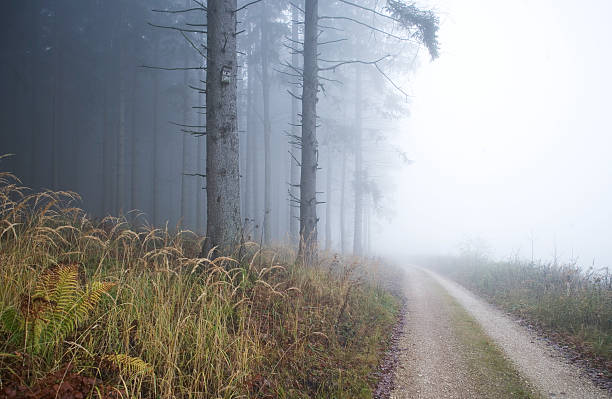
[0,170,401,398]
[423,255,612,374]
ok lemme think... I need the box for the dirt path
[389,267,610,399]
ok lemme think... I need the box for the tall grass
[421,254,612,368]
[0,170,401,398]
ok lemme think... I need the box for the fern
[102,353,154,376]
[0,264,116,354]
[0,306,24,345]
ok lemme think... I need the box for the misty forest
[0,1,610,399]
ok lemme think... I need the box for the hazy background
[375,0,612,267]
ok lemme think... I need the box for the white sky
[374,0,612,267]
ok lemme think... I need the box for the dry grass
[0,170,401,398]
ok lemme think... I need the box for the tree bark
[353,65,363,256]
[245,50,255,237]
[340,149,347,254]
[129,59,138,219]
[325,145,332,251]
[51,6,63,191]
[298,0,319,262]
[152,35,160,226]
[180,51,190,227]
[261,7,272,246]
[289,5,300,243]
[116,6,127,216]
[196,69,206,235]
[205,0,242,254]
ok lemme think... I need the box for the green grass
[0,170,402,398]
[435,283,542,399]
[424,255,612,368]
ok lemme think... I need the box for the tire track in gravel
[428,268,610,399]
[388,266,610,398]
[390,267,483,398]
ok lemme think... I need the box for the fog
[376,0,612,267]
[1,1,610,266]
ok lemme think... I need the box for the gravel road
[390,267,480,398]
[429,269,610,399]
[389,266,610,399]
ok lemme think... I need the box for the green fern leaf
[0,307,24,345]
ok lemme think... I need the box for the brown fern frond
[102,354,154,376]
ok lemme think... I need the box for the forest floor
[387,267,610,399]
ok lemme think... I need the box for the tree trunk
[353,65,363,256]
[205,0,242,254]
[51,7,63,191]
[116,9,126,216]
[289,5,300,243]
[152,36,160,226]
[298,0,319,262]
[180,60,190,227]
[261,8,272,246]
[340,150,347,254]
[325,145,332,251]
[196,70,206,236]
[102,67,113,216]
[129,60,138,219]
[245,50,255,237]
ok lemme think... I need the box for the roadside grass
[432,280,542,399]
[423,255,612,370]
[0,170,401,398]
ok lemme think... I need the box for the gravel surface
[390,267,479,398]
[428,268,611,399]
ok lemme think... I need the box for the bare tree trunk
[340,150,347,254]
[252,83,261,242]
[325,145,333,251]
[353,65,363,256]
[289,5,300,243]
[51,8,63,191]
[298,0,319,262]
[245,51,255,237]
[129,63,138,218]
[205,0,242,254]
[196,71,205,235]
[116,8,126,216]
[152,35,160,226]
[180,53,190,227]
[102,69,113,216]
[365,195,371,255]
[261,8,272,246]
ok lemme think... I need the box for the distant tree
[296,0,440,261]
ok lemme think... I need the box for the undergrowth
[421,254,612,372]
[0,170,401,398]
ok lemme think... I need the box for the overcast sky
[374,0,612,268]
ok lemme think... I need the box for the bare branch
[152,7,206,14]
[148,22,206,34]
[337,0,399,23]
[288,1,305,14]
[319,16,408,41]
[234,0,263,13]
[180,31,207,58]
[374,63,410,99]
[140,65,205,71]
[318,55,390,71]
